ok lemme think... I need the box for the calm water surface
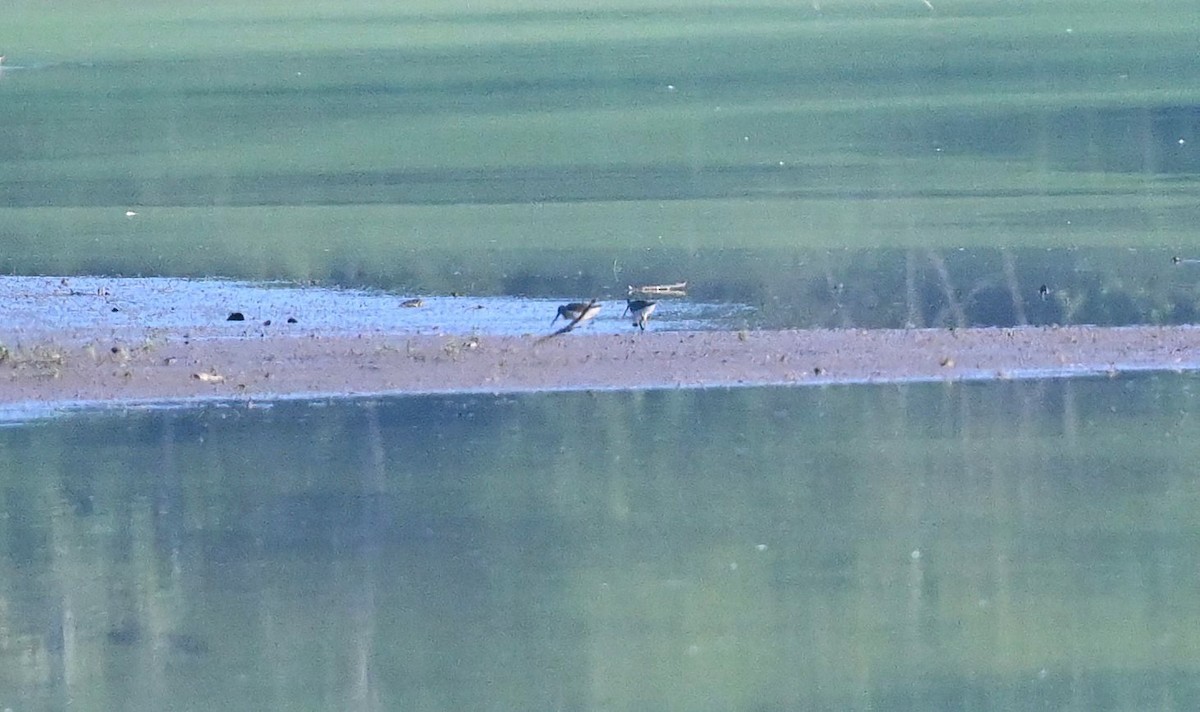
[3,1,1200,321]
[2,375,1199,711]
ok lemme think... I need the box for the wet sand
[2,325,1199,409]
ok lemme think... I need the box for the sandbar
[2,325,1199,410]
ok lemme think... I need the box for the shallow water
[0,275,748,338]
[1,376,1199,711]
[2,246,1197,339]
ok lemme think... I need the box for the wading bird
[551,299,601,332]
[623,299,657,331]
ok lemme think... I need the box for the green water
[3,0,1200,309]
[1,378,1199,710]
[3,6,1200,709]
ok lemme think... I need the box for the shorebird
[551,299,601,331]
[623,299,657,331]
[534,299,602,343]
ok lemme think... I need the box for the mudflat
[2,325,1198,408]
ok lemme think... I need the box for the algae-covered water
[3,0,1200,320]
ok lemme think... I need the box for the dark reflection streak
[107,451,137,665]
[905,251,923,329]
[822,255,852,329]
[1063,380,1080,470]
[1001,251,1028,327]
[155,416,183,583]
[1059,379,1091,707]
[989,383,1014,688]
[162,5,917,29]
[927,251,967,329]
[1,172,1182,210]
[349,403,387,708]
[1017,381,1044,525]
[361,403,388,545]
[1137,109,1158,178]
[50,496,71,709]
[906,385,932,680]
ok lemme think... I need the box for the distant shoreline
[3,325,1199,412]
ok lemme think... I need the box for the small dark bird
[551,300,601,331]
[1039,284,1049,300]
[623,299,657,330]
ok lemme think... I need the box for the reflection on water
[0,275,749,338]
[2,376,1199,710]
[4,2,1200,327]
[3,246,1197,338]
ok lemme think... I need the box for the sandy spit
[1,325,1198,408]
